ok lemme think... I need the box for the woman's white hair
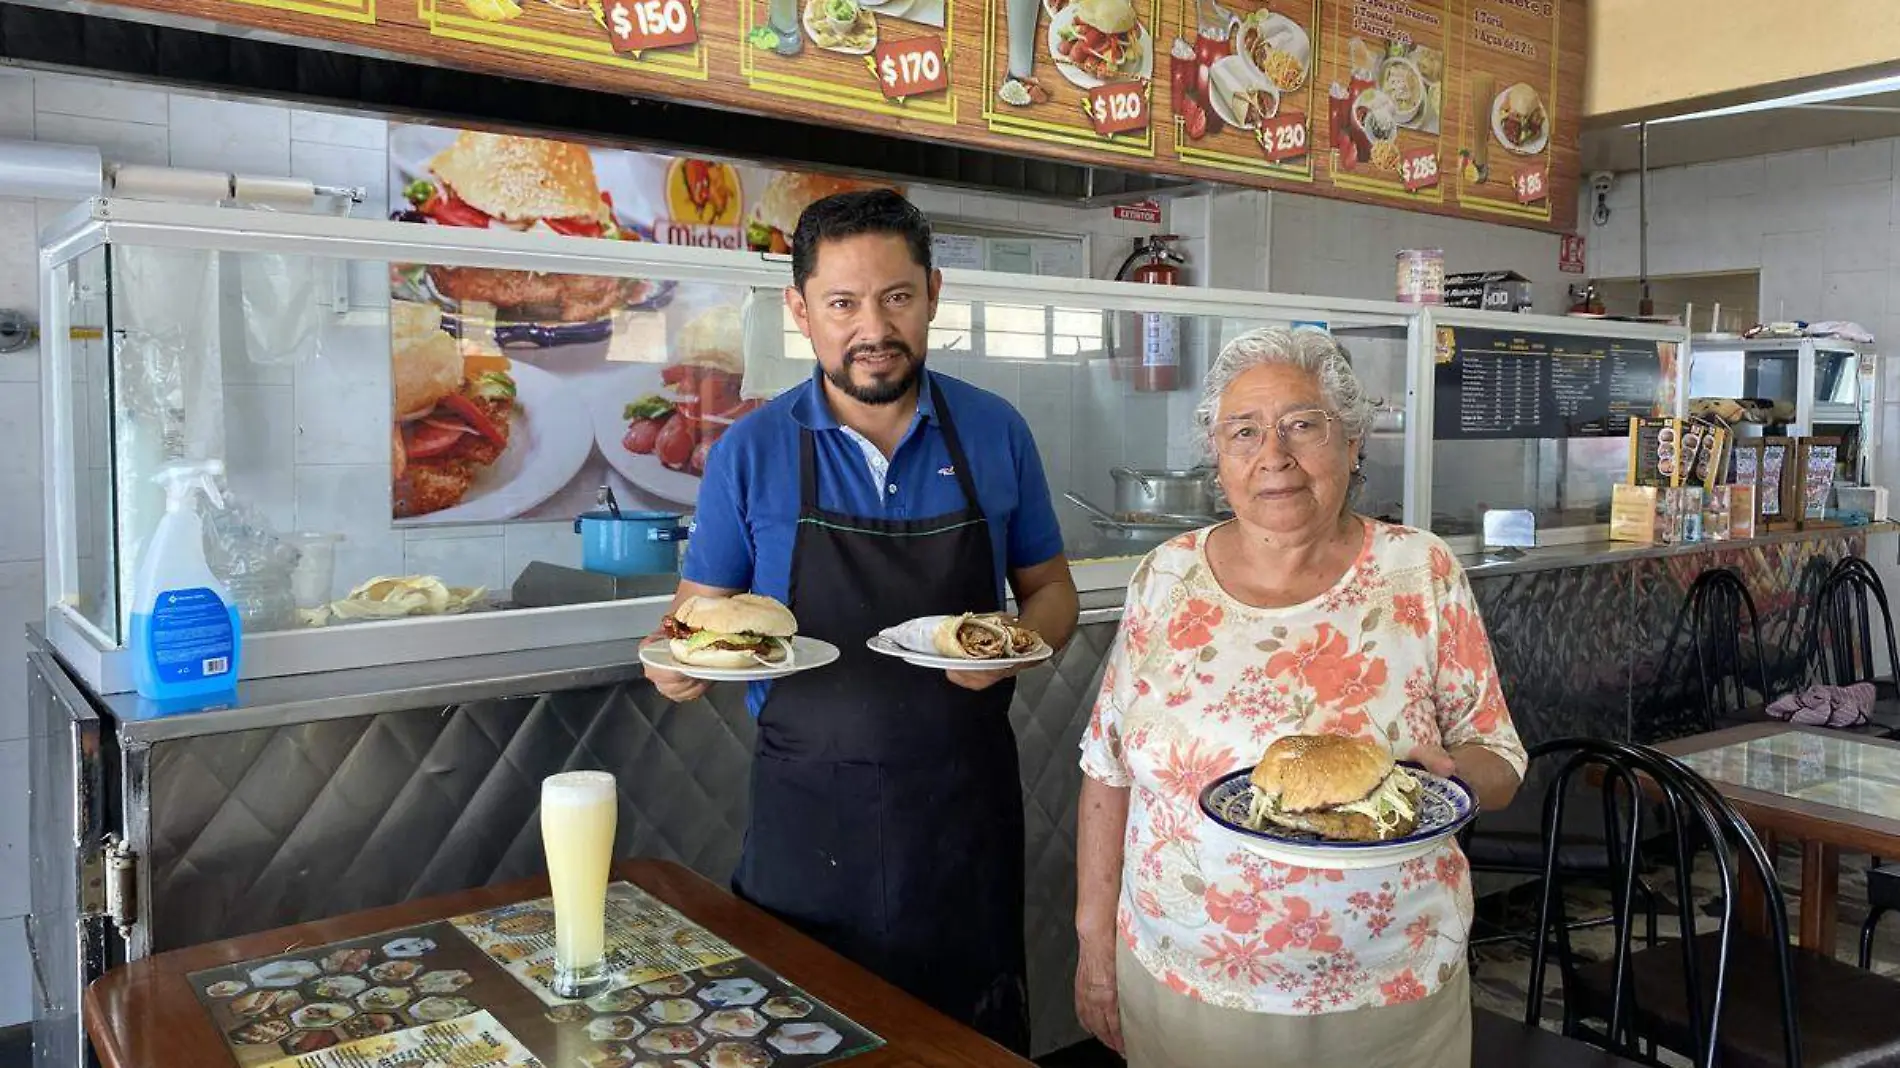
[1193,327,1374,460]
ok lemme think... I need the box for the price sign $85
[1085,84,1148,136]
[1514,165,1548,205]
[605,0,698,53]
[872,37,949,100]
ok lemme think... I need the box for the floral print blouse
[1080,520,1527,1015]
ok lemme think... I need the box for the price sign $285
[605,0,698,53]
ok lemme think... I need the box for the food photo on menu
[1326,13,1448,188]
[741,0,948,115]
[1452,0,1557,212]
[989,0,1161,149]
[1167,0,1314,170]
[385,126,896,528]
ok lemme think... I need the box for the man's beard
[826,341,923,405]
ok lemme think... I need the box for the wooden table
[84,859,1033,1068]
[1657,722,1900,956]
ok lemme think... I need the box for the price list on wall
[1433,328,1665,441]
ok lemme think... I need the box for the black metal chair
[1802,555,1900,736]
[1861,867,1900,970]
[1463,759,1659,953]
[1686,568,1772,731]
[1528,737,1900,1067]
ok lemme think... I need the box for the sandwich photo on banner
[383,124,905,526]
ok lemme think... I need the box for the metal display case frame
[37,197,1426,695]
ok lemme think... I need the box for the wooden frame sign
[84,0,1586,232]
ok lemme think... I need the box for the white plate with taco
[868,613,1053,671]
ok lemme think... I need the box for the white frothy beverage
[1006,0,1039,79]
[542,771,618,995]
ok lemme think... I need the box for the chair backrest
[1806,555,1899,688]
[1523,738,1802,1068]
[1688,568,1770,728]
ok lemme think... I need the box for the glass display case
[1685,336,1879,483]
[1416,307,1689,546]
[38,198,1427,693]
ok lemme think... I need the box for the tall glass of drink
[767,0,804,55]
[1005,0,1039,81]
[542,771,618,998]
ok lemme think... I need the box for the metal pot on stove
[1109,466,1224,519]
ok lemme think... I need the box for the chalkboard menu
[1433,328,1667,441]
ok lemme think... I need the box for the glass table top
[1677,731,1900,822]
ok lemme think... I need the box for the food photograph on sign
[387,126,894,526]
[1324,0,1450,199]
[1453,0,1558,219]
[1167,0,1317,177]
[741,0,953,124]
[420,0,706,76]
[984,0,1161,155]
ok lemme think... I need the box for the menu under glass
[187,883,884,1068]
[1433,327,1666,441]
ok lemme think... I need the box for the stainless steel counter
[1457,522,1899,578]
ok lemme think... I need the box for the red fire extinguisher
[1111,235,1186,392]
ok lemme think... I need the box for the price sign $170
[871,37,950,100]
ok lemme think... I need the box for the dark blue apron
[732,378,1030,1053]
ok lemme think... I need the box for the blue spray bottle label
[142,587,236,682]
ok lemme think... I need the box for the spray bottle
[129,459,242,703]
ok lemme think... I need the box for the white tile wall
[1586,137,1900,337]
[169,96,292,176]
[0,70,31,140]
[1267,191,1570,313]
[0,917,27,1025]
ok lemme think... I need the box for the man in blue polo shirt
[646,189,1078,1053]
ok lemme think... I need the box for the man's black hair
[790,189,933,291]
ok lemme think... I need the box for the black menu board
[1433,328,1666,441]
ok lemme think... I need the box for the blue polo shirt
[681,367,1064,711]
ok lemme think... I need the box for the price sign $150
[605,0,698,52]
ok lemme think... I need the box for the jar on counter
[1395,249,1445,305]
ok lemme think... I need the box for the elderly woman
[1073,327,1526,1068]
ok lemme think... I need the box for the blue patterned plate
[1198,762,1477,870]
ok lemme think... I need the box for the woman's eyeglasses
[1214,408,1337,459]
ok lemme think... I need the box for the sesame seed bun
[674,594,797,638]
[428,132,604,224]
[1250,734,1394,813]
[750,172,886,238]
[1075,0,1138,35]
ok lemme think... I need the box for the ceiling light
[1626,74,1900,127]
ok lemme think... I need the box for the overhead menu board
[120,0,1585,232]
[1432,326,1668,441]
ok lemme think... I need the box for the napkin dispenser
[1481,509,1536,556]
